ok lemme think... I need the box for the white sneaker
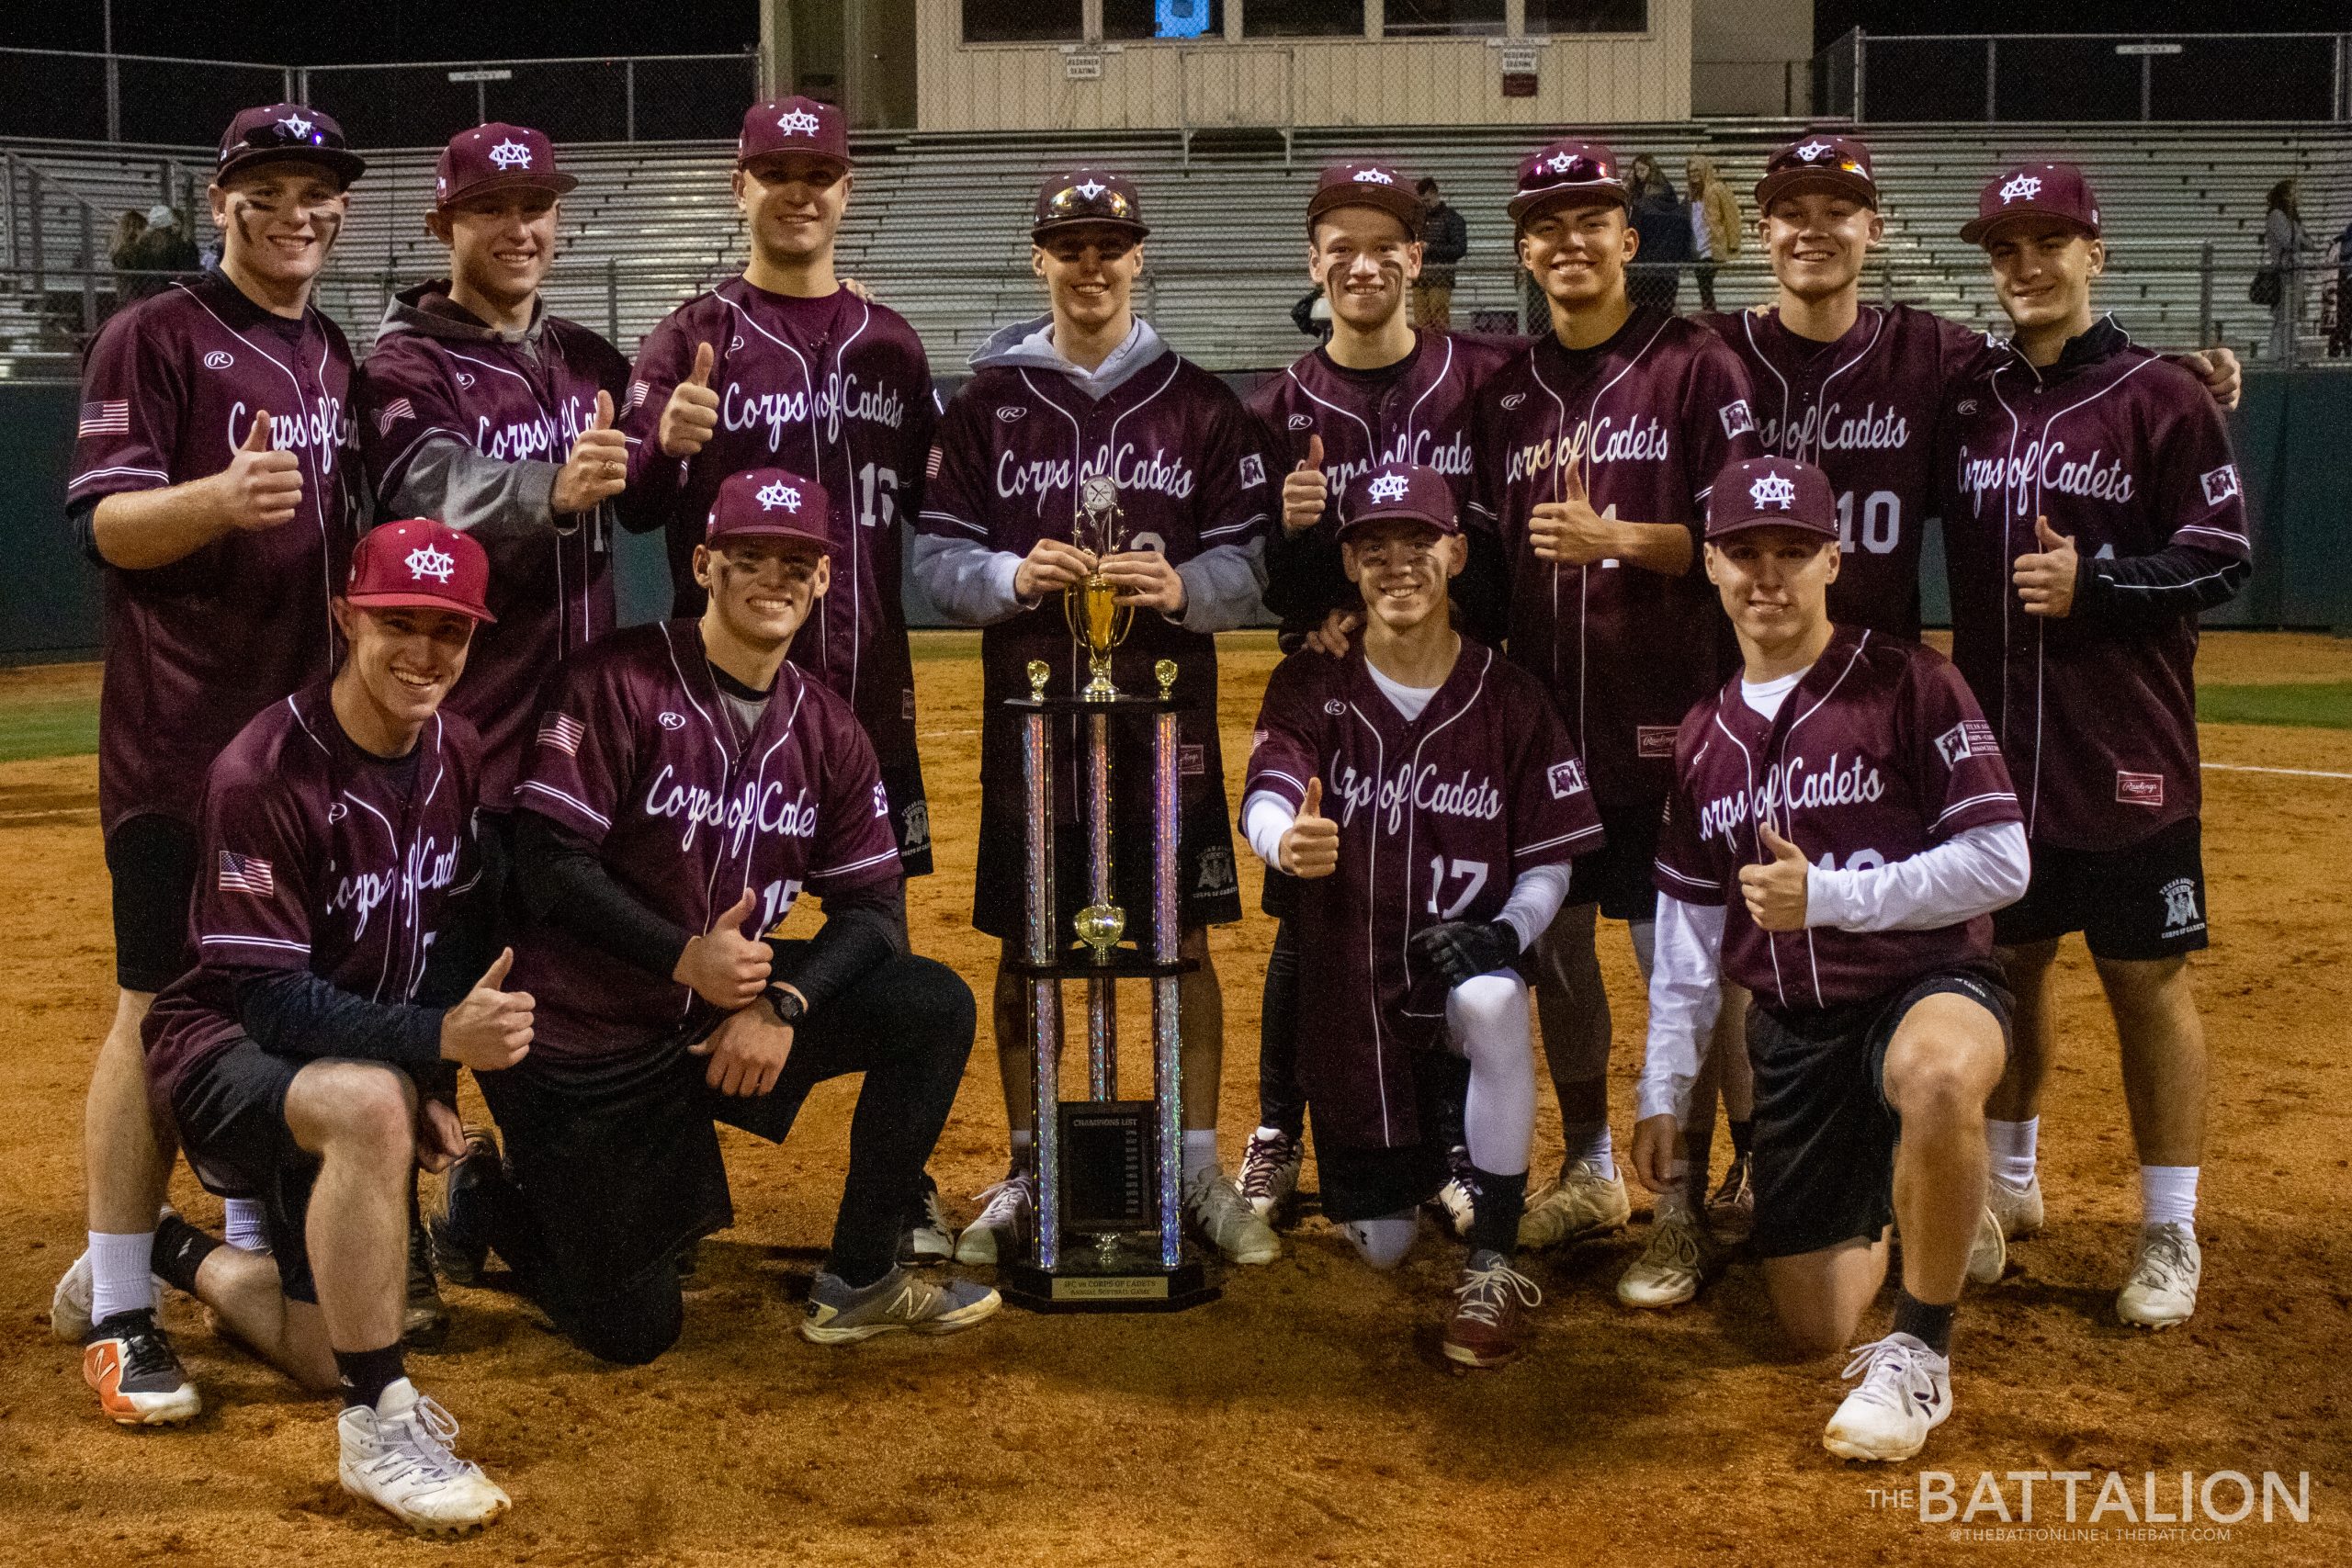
[1234,1127,1303,1224]
[1987,1174,2044,1238]
[1432,1146,1478,1239]
[1517,1158,1631,1249]
[953,1171,1036,1266]
[1617,1193,1712,1309]
[1964,1203,2007,1286]
[2117,1221,2201,1329]
[338,1379,510,1536]
[1823,1333,1952,1463]
[1183,1167,1280,1265]
[51,1250,96,1342]
[898,1172,955,1265]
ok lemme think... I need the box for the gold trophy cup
[1063,474,1134,702]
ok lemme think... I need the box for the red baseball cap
[1705,457,1838,542]
[738,96,851,172]
[1962,163,2101,244]
[1755,133,1878,211]
[435,123,576,210]
[1033,169,1148,241]
[216,103,365,189]
[1306,162,1423,238]
[1509,139,1627,226]
[706,468,833,553]
[1340,464,1461,540]
[345,520,494,621]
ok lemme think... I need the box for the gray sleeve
[909,532,1035,626]
[389,437,563,540]
[1171,536,1269,634]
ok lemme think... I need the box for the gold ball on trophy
[1026,660,1050,699]
[1155,659,1178,699]
[1073,901,1126,961]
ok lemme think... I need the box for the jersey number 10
[1835,490,1901,556]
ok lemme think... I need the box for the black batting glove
[1408,919,1522,987]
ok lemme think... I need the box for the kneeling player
[435,468,995,1361]
[1630,457,2030,1461]
[139,521,515,1534]
[1242,466,1600,1368]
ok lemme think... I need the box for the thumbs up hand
[438,947,535,1070]
[1529,458,1615,565]
[658,341,720,458]
[672,888,773,1009]
[1738,820,1813,931]
[1281,431,1328,536]
[1279,777,1340,880]
[213,408,303,533]
[2013,513,2079,618]
[553,387,629,513]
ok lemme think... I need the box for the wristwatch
[761,985,806,1026]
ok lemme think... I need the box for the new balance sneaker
[1442,1249,1542,1370]
[1432,1145,1478,1239]
[1616,1192,1713,1309]
[954,1170,1036,1266]
[899,1172,955,1265]
[1964,1202,2007,1286]
[1986,1174,2045,1239]
[2116,1222,2201,1330]
[1517,1158,1631,1249]
[800,1266,1002,1345]
[81,1308,201,1427]
[403,1215,449,1349]
[1235,1127,1303,1224]
[1705,1152,1755,1238]
[428,1130,503,1286]
[1823,1333,1951,1462]
[1184,1167,1281,1264]
[338,1378,510,1536]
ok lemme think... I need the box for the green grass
[2197,681,2352,730]
[0,694,97,762]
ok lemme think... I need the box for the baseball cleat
[1964,1203,2007,1286]
[1442,1249,1542,1370]
[1516,1158,1631,1249]
[402,1215,449,1349]
[1705,1152,1755,1237]
[51,1250,97,1343]
[81,1308,201,1427]
[2116,1222,2200,1329]
[428,1130,503,1287]
[338,1378,510,1536]
[1617,1192,1713,1309]
[1235,1127,1303,1224]
[899,1171,955,1265]
[1824,1333,1951,1463]
[800,1267,1001,1344]
[1985,1174,2044,1240]
[1183,1167,1281,1265]
[1432,1145,1478,1238]
[954,1170,1036,1266]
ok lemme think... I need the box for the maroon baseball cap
[738,96,852,172]
[1755,133,1878,211]
[1033,169,1148,241]
[1340,464,1461,540]
[435,123,576,210]
[216,104,365,189]
[1306,161,1423,238]
[1962,162,2101,244]
[1705,457,1838,542]
[706,468,833,553]
[1509,139,1627,226]
[345,520,493,622]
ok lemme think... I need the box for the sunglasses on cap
[1043,184,1136,221]
[1767,150,1868,180]
[222,120,348,160]
[1532,153,1613,186]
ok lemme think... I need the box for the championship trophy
[1000,476,1216,1312]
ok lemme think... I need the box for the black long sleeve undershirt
[2071,544,2249,631]
[772,879,909,1011]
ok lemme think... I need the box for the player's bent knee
[288,1061,419,1159]
[568,1282,684,1366]
[1447,972,1531,1048]
[1340,1212,1420,1271]
[894,956,979,1044]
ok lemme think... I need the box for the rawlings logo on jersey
[2199,464,2241,505]
[1287,412,1314,431]
[203,350,234,370]
[1499,392,1526,411]
[996,405,1028,423]
[2116,771,2165,807]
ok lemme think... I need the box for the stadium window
[962,0,1084,42]
[1383,0,1505,37]
[1524,0,1647,33]
[1243,2,1368,39]
[1104,0,1226,39]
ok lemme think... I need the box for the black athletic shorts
[971,789,1242,946]
[1568,807,1657,924]
[1993,815,2209,961]
[1309,1054,1469,1224]
[106,814,199,993]
[167,1037,325,1303]
[880,756,934,879]
[1746,965,2012,1260]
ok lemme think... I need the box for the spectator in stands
[2262,178,2307,366]
[2329,215,2352,360]
[107,209,146,302]
[1626,154,1688,313]
[1685,157,1740,312]
[123,204,198,301]
[1415,176,1467,330]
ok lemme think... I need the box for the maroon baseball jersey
[68,272,358,832]
[142,682,483,1100]
[507,621,901,1064]
[1940,324,2251,850]
[620,280,933,790]
[1466,306,1761,830]
[1698,304,1993,640]
[356,288,630,807]
[1246,640,1602,1145]
[1653,627,2022,1011]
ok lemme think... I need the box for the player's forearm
[1496,862,1574,953]
[1242,791,1296,867]
[1609,518,1696,576]
[908,534,1032,626]
[89,480,233,570]
[1806,820,2030,934]
[513,811,695,979]
[233,967,445,1067]
[390,438,562,537]
[774,880,909,1011]
[2071,545,2249,630]
[1171,537,1270,634]
[613,439,682,536]
[1635,895,1727,1125]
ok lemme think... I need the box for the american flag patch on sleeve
[925,446,943,480]
[627,380,650,412]
[375,398,414,435]
[78,400,130,437]
[218,850,275,895]
[537,712,586,756]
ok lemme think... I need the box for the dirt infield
[2,631,2347,1565]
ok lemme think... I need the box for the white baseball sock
[88,1230,157,1325]
[1561,1122,1616,1181]
[1446,974,1535,1178]
[1986,1116,2039,1190]
[2140,1166,2199,1230]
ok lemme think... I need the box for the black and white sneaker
[899,1172,955,1264]
[429,1129,503,1286]
[1235,1127,1302,1224]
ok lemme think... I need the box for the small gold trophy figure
[1063,474,1133,701]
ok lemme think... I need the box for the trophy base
[999,1247,1219,1314]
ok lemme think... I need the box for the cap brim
[344,590,494,624]
[739,148,852,174]
[1338,510,1457,540]
[1032,216,1149,242]
[218,146,368,189]
[1961,205,2098,244]
[438,169,581,209]
[1704,514,1838,542]
[1306,186,1424,238]
[1754,168,1876,211]
[1508,184,1628,225]
[707,525,832,552]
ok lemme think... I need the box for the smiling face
[1986,218,2104,334]
[1342,520,1464,637]
[1518,201,1635,312]
[431,187,559,313]
[1705,526,1840,655]
[1033,224,1142,334]
[735,154,851,268]
[332,602,477,739]
[695,537,831,653]
[1763,189,1883,302]
[209,161,348,288]
[1309,207,1422,333]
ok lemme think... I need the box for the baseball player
[1465,139,1761,1258]
[49,103,365,1427]
[134,519,514,1533]
[431,468,996,1362]
[1243,464,1600,1368]
[1632,456,2030,1463]
[1235,162,1514,1235]
[353,120,629,1342]
[910,167,1278,1269]
[1941,164,2252,1327]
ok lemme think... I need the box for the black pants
[1258,917,1306,1137]
[476,951,974,1365]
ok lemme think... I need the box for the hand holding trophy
[1064,475,1134,701]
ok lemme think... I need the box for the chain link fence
[1814,30,2352,124]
